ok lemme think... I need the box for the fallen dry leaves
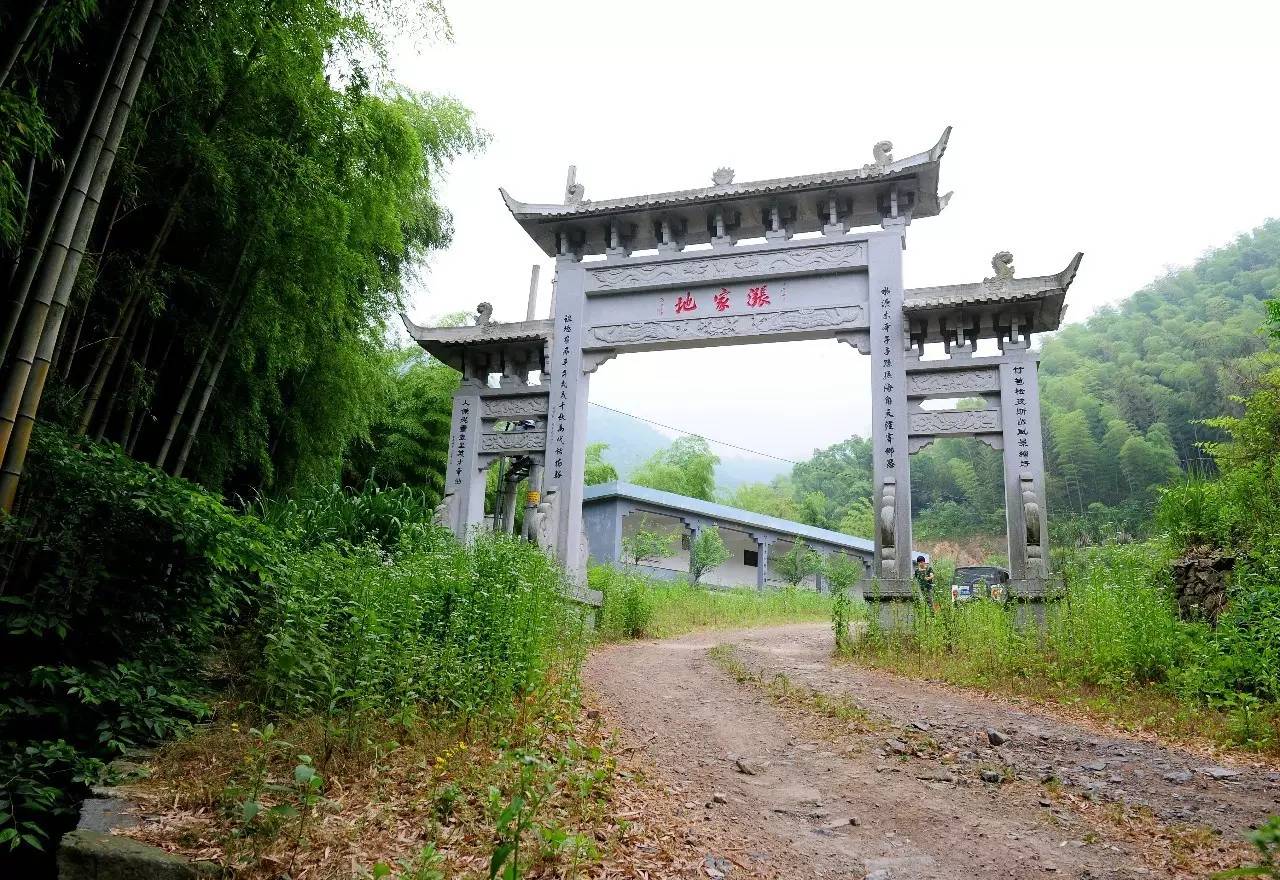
[116,695,774,879]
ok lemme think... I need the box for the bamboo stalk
[0,0,140,365]
[0,0,49,90]
[172,290,249,479]
[0,0,169,511]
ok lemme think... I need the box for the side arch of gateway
[405,128,1080,602]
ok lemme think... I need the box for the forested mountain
[1039,220,1280,524]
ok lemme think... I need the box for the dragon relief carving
[588,241,866,291]
[585,306,864,346]
[906,368,1000,396]
[908,409,1001,435]
[481,396,549,418]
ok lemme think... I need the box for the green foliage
[344,349,459,500]
[593,568,656,639]
[250,481,437,551]
[826,554,865,651]
[1040,221,1280,524]
[630,437,718,501]
[252,529,577,722]
[688,526,729,584]
[0,427,272,852]
[620,524,675,567]
[583,443,618,486]
[1216,815,1280,878]
[773,540,823,586]
[0,426,579,854]
[722,478,802,521]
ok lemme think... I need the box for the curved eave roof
[401,314,551,370]
[503,128,952,256]
[903,253,1083,335]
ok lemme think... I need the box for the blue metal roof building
[582,481,876,591]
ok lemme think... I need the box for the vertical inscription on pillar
[550,311,576,482]
[453,398,472,487]
[1013,365,1029,470]
[878,286,898,473]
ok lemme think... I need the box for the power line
[588,401,800,465]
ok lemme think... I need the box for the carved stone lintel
[908,409,1001,435]
[482,395,549,418]
[906,367,1000,397]
[480,430,547,454]
[587,240,866,293]
[586,306,864,349]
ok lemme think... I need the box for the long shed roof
[583,481,874,554]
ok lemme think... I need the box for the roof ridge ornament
[873,140,893,168]
[986,251,1015,285]
[564,164,586,205]
[711,166,735,186]
[475,302,494,326]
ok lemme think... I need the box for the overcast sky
[392,0,1280,464]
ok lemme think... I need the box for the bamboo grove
[0,0,482,505]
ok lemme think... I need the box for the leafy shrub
[593,567,656,639]
[249,482,437,551]
[252,529,578,724]
[0,428,273,853]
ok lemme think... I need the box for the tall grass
[850,542,1280,750]
[252,528,582,728]
[591,566,835,640]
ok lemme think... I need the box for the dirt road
[585,623,1280,880]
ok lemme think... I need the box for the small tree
[621,520,675,567]
[774,540,823,587]
[826,553,864,650]
[689,525,729,584]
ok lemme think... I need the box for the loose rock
[981,770,1004,783]
[1199,766,1242,780]
[986,728,1009,746]
[734,758,761,775]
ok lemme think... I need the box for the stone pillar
[499,468,520,534]
[998,343,1049,592]
[521,463,544,542]
[752,534,775,591]
[546,255,592,582]
[443,383,485,541]
[868,219,913,591]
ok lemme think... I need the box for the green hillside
[1040,219,1280,528]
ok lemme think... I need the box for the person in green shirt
[913,555,937,610]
